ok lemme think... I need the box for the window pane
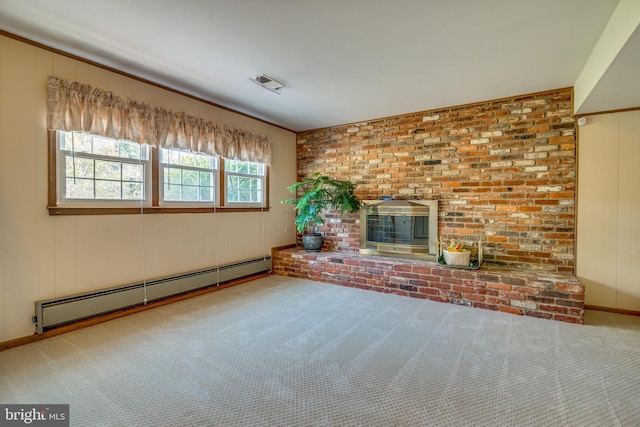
[118,141,142,159]
[93,137,120,157]
[66,157,94,179]
[122,163,143,182]
[60,133,146,160]
[169,150,181,165]
[227,175,262,203]
[182,186,198,201]
[225,159,263,176]
[196,155,212,169]
[199,187,213,201]
[181,152,196,167]
[123,182,144,200]
[182,170,198,186]
[168,168,182,184]
[95,160,121,180]
[164,183,181,201]
[95,180,121,199]
[66,178,94,199]
[62,132,92,153]
[200,171,212,186]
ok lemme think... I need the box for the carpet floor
[1,275,639,426]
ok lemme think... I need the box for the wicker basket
[443,249,471,266]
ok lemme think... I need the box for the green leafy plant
[282,172,361,234]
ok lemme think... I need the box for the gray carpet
[1,275,639,426]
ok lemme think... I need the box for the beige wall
[577,110,640,311]
[0,35,297,342]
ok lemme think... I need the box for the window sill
[47,206,271,216]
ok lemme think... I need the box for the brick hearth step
[272,248,584,324]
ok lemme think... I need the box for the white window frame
[56,131,151,207]
[224,159,267,208]
[50,132,270,214]
[159,148,219,207]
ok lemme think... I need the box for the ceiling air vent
[251,74,285,94]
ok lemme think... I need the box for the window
[160,148,218,204]
[50,131,269,214]
[225,160,266,207]
[57,131,150,206]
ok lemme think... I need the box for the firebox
[359,200,438,260]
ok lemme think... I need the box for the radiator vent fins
[34,257,271,334]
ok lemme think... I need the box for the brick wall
[296,88,576,273]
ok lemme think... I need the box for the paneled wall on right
[577,110,640,312]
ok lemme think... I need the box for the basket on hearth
[443,248,471,266]
[441,238,471,266]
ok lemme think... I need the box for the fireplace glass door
[360,200,438,260]
[366,214,429,247]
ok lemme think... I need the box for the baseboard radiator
[34,257,271,334]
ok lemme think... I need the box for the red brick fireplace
[273,87,583,323]
[294,87,576,272]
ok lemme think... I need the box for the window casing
[57,131,151,207]
[224,159,267,208]
[49,131,269,214]
[160,148,219,206]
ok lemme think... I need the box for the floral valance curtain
[46,76,272,165]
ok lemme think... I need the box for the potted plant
[282,172,361,251]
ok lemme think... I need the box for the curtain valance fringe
[46,76,272,165]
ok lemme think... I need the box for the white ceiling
[0,0,632,132]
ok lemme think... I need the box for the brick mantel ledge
[272,247,584,324]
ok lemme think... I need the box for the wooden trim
[265,166,271,208]
[0,272,272,352]
[585,304,640,317]
[0,30,295,134]
[47,206,271,216]
[570,86,575,117]
[219,159,226,206]
[47,130,57,207]
[151,147,160,206]
[574,106,640,118]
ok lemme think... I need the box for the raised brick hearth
[282,87,584,324]
[272,247,584,324]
